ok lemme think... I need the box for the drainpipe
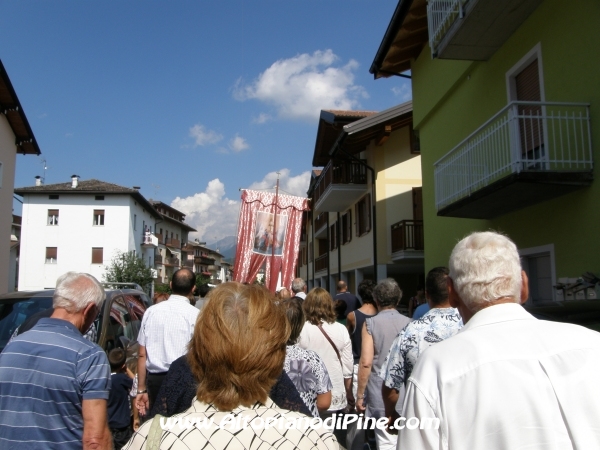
[330,136,378,281]
[337,212,341,284]
[311,210,315,288]
[326,214,330,292]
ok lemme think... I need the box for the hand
[133,417,141,431]
[386,413,399,435]
[356,397,366,413]
[136,393,149,416]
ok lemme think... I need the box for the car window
[123,294,146,338]
[104,296,136,352]
[0,297,53,352]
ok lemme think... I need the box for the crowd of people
[1,231,600,449]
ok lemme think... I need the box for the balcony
[391,220,425,261]
[434,102,593,219]
[315,254,328,273]
[182,259,193,268]
[142,233,158,248]
[164,257,180,267]
[181,243,195,252]
[314,212,328,239]
[427,0,543,60]
[195,256,215,265]
[154,254,163,265]
[313,159,368,213]
[165,237,181,249]
[155,233,164,244]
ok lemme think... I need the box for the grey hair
[449,231,522,312]
[373,278,402,308]
[53,272,106,313]
[291,278,306,294]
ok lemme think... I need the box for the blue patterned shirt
[0,318,110,449]
[380,308,463,390]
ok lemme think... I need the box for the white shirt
[399,303,600,450]
[298,321,353,411]
[137,295,200,373]
[123,397,338,450]
[294,291,306,300]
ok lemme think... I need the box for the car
[0,287,151,354]
[523,299,600,333]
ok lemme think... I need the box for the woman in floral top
[283,298,333,417]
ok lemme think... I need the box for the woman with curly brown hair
[124,282,337,450]
[298,287,354,415]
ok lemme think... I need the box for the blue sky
[1,1,411,244]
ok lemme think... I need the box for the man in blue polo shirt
[0,271,112,449]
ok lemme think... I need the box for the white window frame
[519,243,556,302]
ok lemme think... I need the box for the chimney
[71,175,79,188]
[35,176,42,186]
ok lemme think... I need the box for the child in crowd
[108,348,134,449]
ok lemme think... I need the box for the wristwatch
[137,389,148,395]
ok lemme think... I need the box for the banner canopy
[233,189,310,292]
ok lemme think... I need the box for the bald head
[171,268,196,296]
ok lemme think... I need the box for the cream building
[298,102,424,298]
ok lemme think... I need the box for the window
[520,244,555,304]
[47,209,59,226]
[134,214,137,231]
[93,210,105,226]
[329,222,338,251]
[342,210,352,244]
[95,195,104,201]
[410,125,421,154]
[91,247,103,264]
[49,194,59,200]
[355,194,371,237]
[45,247,57,264]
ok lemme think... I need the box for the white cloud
[229,134,249,152]
[252,113,271,124]
[189,124,223,147]
[392,83,412,102]
[170,169,311,243]
[234,50,367,122]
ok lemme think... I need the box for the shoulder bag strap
[317,323,343,368]
[147,414,164,450]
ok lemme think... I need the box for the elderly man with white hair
[0,272,112,450]
[399,232,600,450]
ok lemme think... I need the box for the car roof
[0,288,148,301]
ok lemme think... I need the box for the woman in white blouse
[298,287,354,414]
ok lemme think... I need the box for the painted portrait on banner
[252,211,288,256]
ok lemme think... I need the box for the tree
[104,251,154,293]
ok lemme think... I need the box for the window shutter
[366,194,372,233]
[92,247,103,264]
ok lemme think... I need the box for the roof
[312,109,377,166]
[0,60,41,155]
[312,103,413,167]
[14,179,162,219]
[150,200,196,232]
[370,0,428,79]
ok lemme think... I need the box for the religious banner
[234,189,310,292]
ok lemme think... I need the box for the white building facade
[16,178,161,290]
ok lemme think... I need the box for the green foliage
[195,273,211,291]
[104,251,154,294]
[154,283,171,294]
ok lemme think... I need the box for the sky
[1,1,411,245]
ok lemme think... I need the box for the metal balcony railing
[165,237,181,249]
[427,0,467,57]
[314,212,328,232]
[391,220,424,252]
[164,257,180,266]
[154,254,163,265]
[434,101,593,212]
[315,254,328,272]
[313,159,367,207]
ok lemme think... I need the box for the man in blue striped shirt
[0,272,112,449]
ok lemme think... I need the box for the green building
[371,0,600,303]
